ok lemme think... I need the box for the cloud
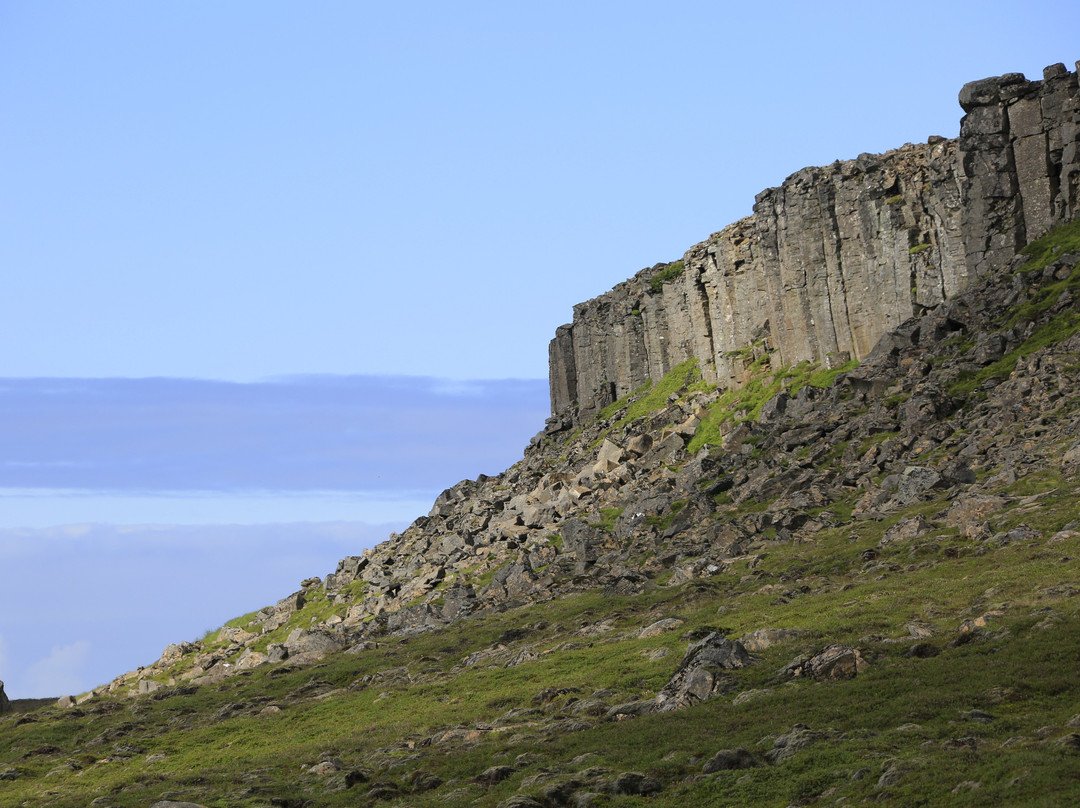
[0,375,549,492]
[0,521,401,698]
[25,641,92,698]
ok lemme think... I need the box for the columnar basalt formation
[549,63,1080,417]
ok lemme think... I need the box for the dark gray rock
[702,748,757,773]
[610,771,662,795]
[905,643,939,659]
[283,629,344,662]
[654,633,750,711]
[888,466,944,507]
[495,796,545,808]
[785,645,866,680]
[764,724,828,764]
[478,765,516,785]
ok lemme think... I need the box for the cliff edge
[549,63,1080,420]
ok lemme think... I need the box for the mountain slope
[3,69,1080,808]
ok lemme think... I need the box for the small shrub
[649,260,685,293]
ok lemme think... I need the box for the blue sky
[1,1,1077,698]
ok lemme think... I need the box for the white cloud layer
[25,641,92,698]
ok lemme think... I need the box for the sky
[1,1,1077,698]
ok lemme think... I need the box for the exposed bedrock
[550,63,1080,418]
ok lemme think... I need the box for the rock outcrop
[0,681,10,715]
[549,63,1080,418]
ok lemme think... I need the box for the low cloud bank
[0,521,401,699]
[0,375,549,491]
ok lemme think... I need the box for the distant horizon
[0,372,548,697]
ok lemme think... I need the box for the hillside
[3,65,1080,808]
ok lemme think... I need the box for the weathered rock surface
[702,748,758,773]
[654,633,751,711]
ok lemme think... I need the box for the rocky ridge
[17,212,1080,808]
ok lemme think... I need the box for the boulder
[787,644,867,680]
[638,618,684,638]
[235,649,268,670]
[946,494,1007,538]
[879,515,929,546]
[739,628,811,652]
[654,633,750,711]
[283,629,345,662]
[890,466,944,507]
[764,724,828,764]
[593,439,625,473]
[610,772,662,795]
[478,765,516,785]
[702,748,758,773]
[495,797,545,808]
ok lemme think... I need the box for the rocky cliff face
[549,63,1080,418]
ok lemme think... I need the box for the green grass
[648,260,685,293]
[590,507,624,531]
[945,221,1080,398]
[1016,217,1080,276]
[686,358,859,453]
[644,500,686,531]
[949,309,1080,397]
[596,358,704,425]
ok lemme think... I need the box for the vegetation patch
[1016,217,1080,276]
[597,358,705,426]
[648,260,685,293]
[687,358,859,453]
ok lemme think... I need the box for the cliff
[549,62,1080,418]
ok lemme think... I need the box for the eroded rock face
[0,680,11,714]
[550,64,1080,419]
